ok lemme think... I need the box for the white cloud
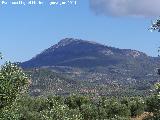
[89,0,160,17]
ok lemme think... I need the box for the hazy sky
[0,0,160,63]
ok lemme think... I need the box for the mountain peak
[58,38,100,46]
[57,38,81,46]
[59,38,78,43]
[42,38,102,53]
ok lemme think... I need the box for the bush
[129,97,145,117]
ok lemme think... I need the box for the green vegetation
[144,83,160,120]
[0,62,29,109]
[25,68,155,98]
[0,45,160,120]
[0,62,29,119]
[0,94,142,120]
[0,93,159,120]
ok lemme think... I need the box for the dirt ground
[131,112,153,120]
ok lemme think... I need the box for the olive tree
[147,21,160,119]
[149,18,160,96]
[0,54,29,110]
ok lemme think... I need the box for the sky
[0,0,160,63]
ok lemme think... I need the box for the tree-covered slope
[20,38,160,97]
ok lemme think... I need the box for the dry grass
[131,112,153,120]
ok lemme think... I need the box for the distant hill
[21,38,160,96]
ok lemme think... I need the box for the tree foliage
[149,18,160,32]
[0,52,2,59]
[0,62,29,109]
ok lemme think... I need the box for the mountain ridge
[21,38,150,68]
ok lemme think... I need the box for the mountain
[21,38,160,96]
[21,38,151,68]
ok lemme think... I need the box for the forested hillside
[20,38,160,97]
